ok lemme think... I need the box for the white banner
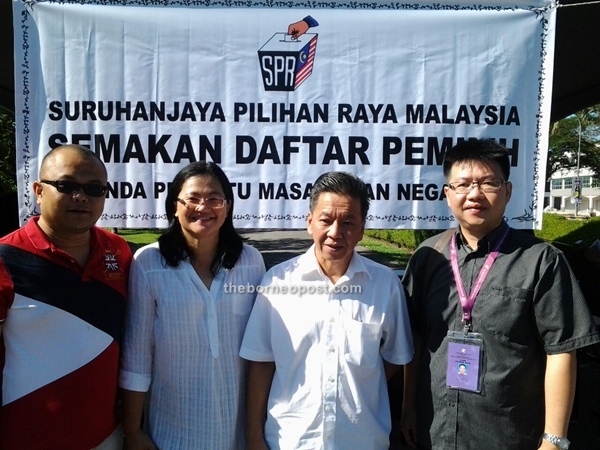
[13,0,556,229]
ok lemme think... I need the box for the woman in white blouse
[119,162,265,450]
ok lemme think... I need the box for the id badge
[446,331,484,393]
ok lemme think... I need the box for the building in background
[548,168,600,215]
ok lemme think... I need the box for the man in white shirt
[240,171,413,450]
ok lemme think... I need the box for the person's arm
[246,360,275,450]
[538,351,577,450]
[400,256,425,450]
[1,257,9,337]
[119,252,158,449]
[121,389,158,450]
[401,332,421,449]
[383,359,401,381]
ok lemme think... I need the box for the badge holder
[445,329,484,393]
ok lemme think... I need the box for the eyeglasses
[40,180,108,197]
[177,197,228,209]
[447,178,506,194]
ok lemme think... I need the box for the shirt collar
[25,215,100,256]
[25,216,53,251]
[457,221,510,253]
[298,244,372,282]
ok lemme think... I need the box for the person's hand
[287,19,310,40]
[124,429,159,450]
[400,402,418,449]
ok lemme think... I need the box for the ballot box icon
[258,33,318,91]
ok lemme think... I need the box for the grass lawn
[359,235,412,267]
[114,228,163,247]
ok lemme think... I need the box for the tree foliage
[548,106,600,179]
[0,108,16,195]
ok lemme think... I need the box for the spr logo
[258,16,319,91]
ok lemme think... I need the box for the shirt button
[328,376,335,382]
[329,346,335,353]
[330,317,335,322]
[325,405,333,412]
[449,402,456,407]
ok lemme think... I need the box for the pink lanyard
[449,227,510,328]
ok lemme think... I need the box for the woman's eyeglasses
[177,197,228,209]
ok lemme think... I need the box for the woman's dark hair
[158,162,243,275]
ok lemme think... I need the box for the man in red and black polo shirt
[0,145,132,450]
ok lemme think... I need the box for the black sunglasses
[40,180,108,197]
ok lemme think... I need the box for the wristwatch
[542,432,570,449]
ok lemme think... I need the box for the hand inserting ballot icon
[287,15,319,40]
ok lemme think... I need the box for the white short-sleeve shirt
[240,245,413,450]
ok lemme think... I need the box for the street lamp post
[574,110,593,217]
[575,116,582,216]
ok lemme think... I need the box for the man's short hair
[309,171,370,220]
[443,139,510,182]
[40,144,107,178]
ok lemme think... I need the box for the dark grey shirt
[402,222,600,450]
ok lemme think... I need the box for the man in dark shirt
[401,139,600,450]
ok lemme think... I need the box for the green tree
[547,106,600,179]
[0,108,16,195]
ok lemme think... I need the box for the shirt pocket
[476,285,534,346]
[343,319,381,368]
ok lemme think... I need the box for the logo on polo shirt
[103,248,127,282]
[104,251,119,271]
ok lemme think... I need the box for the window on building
[551,178,563,189]
[592,177,600,188]
[582,176,592,188]
[564,178,573,189]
